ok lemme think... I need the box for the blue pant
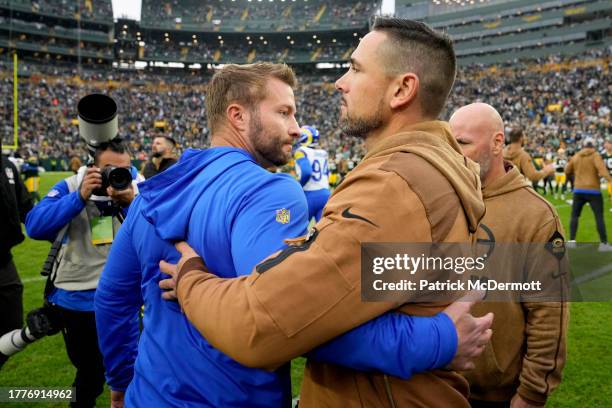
[305,189,331,222]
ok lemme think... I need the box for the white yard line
[572,262,612,285]
[21,276,46,283]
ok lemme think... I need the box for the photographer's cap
[78,94,118,148]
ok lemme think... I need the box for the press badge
[91,216,114,245]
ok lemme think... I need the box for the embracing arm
[176,170,430,369]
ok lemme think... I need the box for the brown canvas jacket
[464,164,569,406]
[565,148,612,190]
[176,121,485,407]
[504,144,547,182]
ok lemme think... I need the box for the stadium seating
[0,0,609,174]
[140,0,376,32]
[0,47,608,174]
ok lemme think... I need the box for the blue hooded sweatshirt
[95,147,457,407]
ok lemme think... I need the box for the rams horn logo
[276,208,290,224]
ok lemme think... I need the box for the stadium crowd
[0,16,110,41]
[0,0,113,21]
[0,32,112,56]
[1,47,610,176]
[141,36,354,63]
[140,0,376,30]
[447,48,611,159]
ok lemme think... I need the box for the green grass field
[1,172,611,406]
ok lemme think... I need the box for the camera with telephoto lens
[0,305,63,363]
[77,93,132,196]
[100,165,132,192]
[78,93,118,150]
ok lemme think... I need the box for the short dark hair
[155,135,177,147]
[508,128,524,143]
[94,138,130,165]
[372,17,456,118]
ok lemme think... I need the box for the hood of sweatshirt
[363,120,485,233]
[483,162,530,199]
[576,147,596,158]
[137,147,255,241]
[503,144,523,161]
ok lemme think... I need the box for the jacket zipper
[383,374,397,408]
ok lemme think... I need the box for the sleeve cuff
[435,312,458,368]
[406,312,457,374]
[176,256,207,285]
[517,385,547,406]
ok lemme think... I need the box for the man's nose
[335,72,348,92]
[289,116,300,139]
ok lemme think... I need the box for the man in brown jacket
[162,18,493,407]
[450,103,569,408]
[504,128,554,183]
[565,137,612,251]
[604,137,612,210]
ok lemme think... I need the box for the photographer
[24,138,140,408]
[0,140,33,368]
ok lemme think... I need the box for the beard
[477,150,492,180]
[339,97,384,139]
[249,109,291,167]
[152,151,163,158]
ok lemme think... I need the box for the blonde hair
[205,62,297,134]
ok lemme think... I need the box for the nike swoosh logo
[342,208,378,227]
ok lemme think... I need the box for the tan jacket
[176,121,486,407]
[565,148,612,190]
[464,163,568,405]
[504,144,547,182]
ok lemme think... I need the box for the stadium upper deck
[0,0,114,65]
[0,0,113,22]
[398,0,612,65]
[140,0,378,33]
[0,1,610,69]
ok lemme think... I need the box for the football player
[554,148,569,200]
[293,125,331,221]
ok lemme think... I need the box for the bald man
[450,103,568,408]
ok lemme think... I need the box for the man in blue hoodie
[26,139,139,407]
[95,62,483,407]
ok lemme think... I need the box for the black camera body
[92,166,132,196]
[0,305,63,361]
[26,305,63,338]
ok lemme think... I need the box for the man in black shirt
[142,136,178,179]
[0,141,33,367]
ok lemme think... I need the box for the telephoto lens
[77,93,118,149]
[0,307,62,361]
[104,166,132,191]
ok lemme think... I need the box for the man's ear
[226,103,249,132]
[389,72,419,110]
[492,132,505,155]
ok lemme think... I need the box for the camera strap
[41,225,69,302]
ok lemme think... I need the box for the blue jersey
[95,148,457,407]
